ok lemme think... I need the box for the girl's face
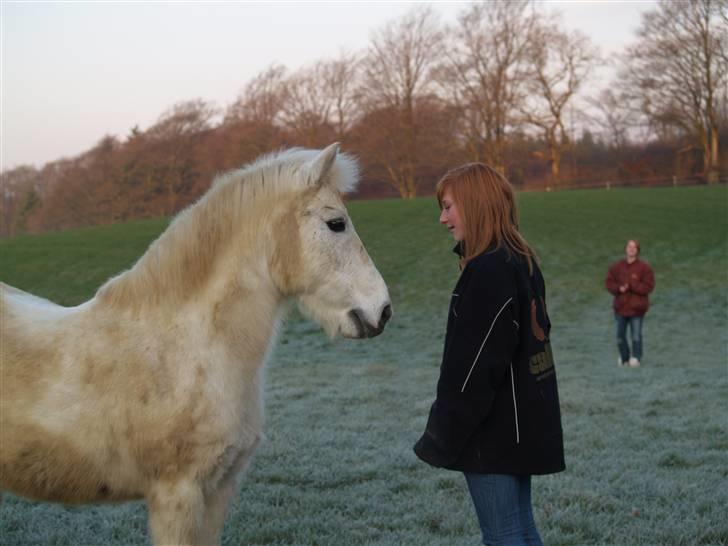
[439,189,465,242]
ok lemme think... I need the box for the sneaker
[629,357,640,367]
[618,357,625,367]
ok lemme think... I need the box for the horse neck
[96,179,289,314]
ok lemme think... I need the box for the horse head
[269,143,392,339]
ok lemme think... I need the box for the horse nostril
[348,308,367,338]
[379,304,392,328]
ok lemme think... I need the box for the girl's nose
[439,210,447,224]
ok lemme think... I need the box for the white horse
[0,143,392,546]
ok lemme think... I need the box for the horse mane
[96,147,359,309]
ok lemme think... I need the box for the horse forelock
[96,147,359,309]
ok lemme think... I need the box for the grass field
[1,185,727,546]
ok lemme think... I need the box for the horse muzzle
[346,304,392,339]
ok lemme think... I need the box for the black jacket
[414,245,565,475]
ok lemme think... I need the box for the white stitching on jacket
[510,363,520,444]
[460,297,513,392]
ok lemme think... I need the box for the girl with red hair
[414,163,565,545]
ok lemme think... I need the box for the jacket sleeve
[414,258,519,468]
[630,263,655,296]
[605,263,621,295]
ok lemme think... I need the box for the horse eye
[326,218,346,233]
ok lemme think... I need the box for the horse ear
[307,142,339,187]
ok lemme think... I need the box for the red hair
[436,163,536,272]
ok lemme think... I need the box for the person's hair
[626,239,641,255]
[436,162,536,272]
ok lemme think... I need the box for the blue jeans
[464,473,543,546]
[615,314,643,362]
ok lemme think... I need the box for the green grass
[1,185,727,546]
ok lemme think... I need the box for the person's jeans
[615,313,643,362]
[464,473,543,546]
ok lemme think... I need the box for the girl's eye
[326,218,346,233]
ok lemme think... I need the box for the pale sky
[1,1,656,171]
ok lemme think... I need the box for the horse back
[0,283,114,503]
[0,282,76,387]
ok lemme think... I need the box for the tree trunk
[709,126,720,184]
[700,130,711,181]
[546,125,562,187]
[386,164,417,199]
[405,169,417,199]
[550,144,561,187]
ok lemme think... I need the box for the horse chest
[131,365,262,475]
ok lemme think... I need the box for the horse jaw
[295,294,348,339]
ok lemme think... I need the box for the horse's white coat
[0,144,391,545]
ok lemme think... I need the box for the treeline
[2,0,727,236]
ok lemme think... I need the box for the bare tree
[220,65,289,163]
[520,21,599,185]
[588,90,632,154]
[438,1,536,171]
[148,99,217,215]
[621,0,727,181]
[360,5,444,198]
[0,165,41,236]
[225,64,287,126]
[280,52,360,146]
[280,64,332,147]
[322,52,361,139]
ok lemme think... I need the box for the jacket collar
[453,241,501,259]
[453,242,465,257]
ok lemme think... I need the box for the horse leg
[200,445,257,545]
[147,479,206,546]
[199,477,237,546]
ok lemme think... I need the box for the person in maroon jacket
[414,163,564,546]
[605,239,655,367]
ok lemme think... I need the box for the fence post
[672,175,677,188]
[606,181,611,190]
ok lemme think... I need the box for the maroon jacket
[605,259,655,317]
